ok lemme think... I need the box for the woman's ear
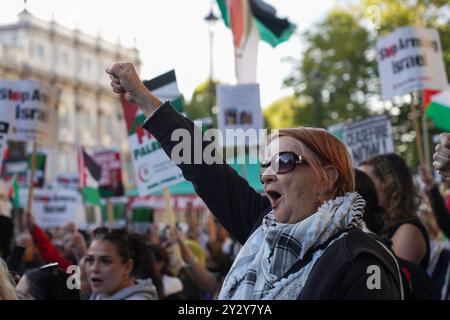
[125,259,134,278]
[324,165,339,188]
[318,166,339,202]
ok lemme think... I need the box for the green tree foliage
[263,95,306,129]
[283,0,449,166]
[184,78,219,125]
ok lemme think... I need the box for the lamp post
[204,3,219,128]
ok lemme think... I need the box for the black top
[143,102,401,299]
[428,185,450,239]
[386,219,430,270]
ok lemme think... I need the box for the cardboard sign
[344,115,394,166]
[19,188,83,228]
[0,80,59,146]
[217,84,263,147]
[376,26,448,100]
[92,149,124,197]
[53,173,80,190]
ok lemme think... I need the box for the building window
[61,52,69,65]
[36,44,45,58]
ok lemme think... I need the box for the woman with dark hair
[360,153,430,270]
[15,263,79,300]
[86,228,157,300]
[354,168,385,235]
[128,232,163,299]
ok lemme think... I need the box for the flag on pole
[77,146,102,206]
[8,175,20,209]
[425,88,450,132]
[217,0,296,83]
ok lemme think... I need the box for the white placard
[19,188,83,228]
[376,26,448,100]
[344,115,394,166]
[217,84,263,147]
[0,80,59,146]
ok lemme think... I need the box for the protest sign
[92,148,124,197]
[19,188,83,228]
[344,115,394,166]
[120,70,185,196]
[53,173,80,190]
[0,80,59,146]
[376,26,448,100]
[217,83,263,146]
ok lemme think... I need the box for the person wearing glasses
[86,228,158,300]
[106,63,402,300]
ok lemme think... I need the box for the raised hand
[105,62,162,116]
[433,133,450,181]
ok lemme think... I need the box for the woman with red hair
[106,63,402,300]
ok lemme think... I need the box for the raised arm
[106,63,270,243]
[433,133,450,181]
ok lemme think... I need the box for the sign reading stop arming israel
[19,188,83,228]
[125,71,184,196]
[376,26,448,100]
[0,80,59,146]
[344,115,394,166]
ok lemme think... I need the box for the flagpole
[163,186,182,273]
[27,141,37,213]
[421,107,431,169]
[410,92,425,166]
[106,198,114,229]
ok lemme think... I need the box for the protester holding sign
[433,133,450,181]
[106,62,402,299]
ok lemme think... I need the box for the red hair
[269,127,355,197]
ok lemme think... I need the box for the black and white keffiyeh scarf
[218,192,366,300]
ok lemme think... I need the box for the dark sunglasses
[260,152,307,176]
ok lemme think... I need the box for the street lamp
[204,3,219,127]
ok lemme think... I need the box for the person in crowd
[128,232,164,299]
[172,227,220,298]
[148,243,185,300]
[106,62,402,299]
[24,212,73,270]
[360,154,430,270]
[354,169,385,235]
[433,133,450,181]
[86,228,157,300]
[0,215,13,260]
[15,263,79,300]
[417,166,450,299]
[419,166,450,239]
[0,258,17,300]
[78,256,92,300]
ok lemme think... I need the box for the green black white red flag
[77,146,102,206]
[217,0,296,83]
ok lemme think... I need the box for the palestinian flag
[121,70,183,137]
[425,88,450,132]
[77,146,102,206]
[217,0,296,83]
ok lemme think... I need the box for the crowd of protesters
[0,63,450,300]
